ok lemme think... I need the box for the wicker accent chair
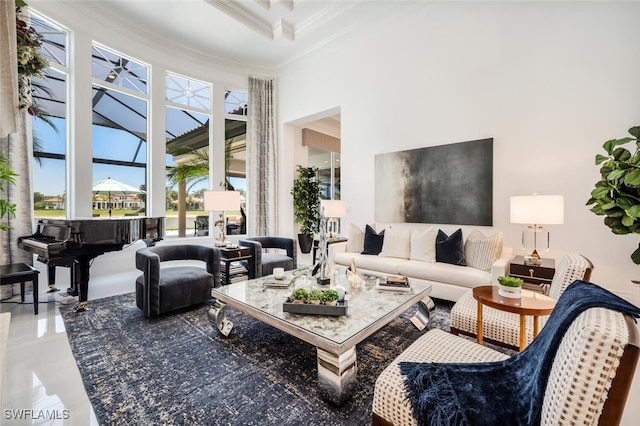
[450,253,593,350]
[372,307,639,426]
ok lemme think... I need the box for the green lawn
[34,209,207,218]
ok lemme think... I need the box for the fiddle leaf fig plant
[586,125,640,264]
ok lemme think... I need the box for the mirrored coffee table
[209,267,433,405]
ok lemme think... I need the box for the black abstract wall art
[374,138,493,226]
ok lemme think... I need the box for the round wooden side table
[472,285,556,351]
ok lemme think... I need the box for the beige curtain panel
[247,75,278,236]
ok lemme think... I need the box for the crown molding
[274,18,295,41]
[279,0,294,12]
[31,0,276,77]
[205,0,274,40]
[255,0,271,11]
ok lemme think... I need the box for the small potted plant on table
[291,288,308,304]
[497,276,524,299]
[308,289,323,305]
[322,289,340,306]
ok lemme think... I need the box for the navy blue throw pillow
[361,225,385,255]
[436,228,466,266]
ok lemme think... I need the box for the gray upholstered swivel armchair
[135,245,220,317]
[239,237,297,278]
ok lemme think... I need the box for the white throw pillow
[346,223,365,253]
[379,228,411,259]
[464,230,504,272]
[410,226,436,263]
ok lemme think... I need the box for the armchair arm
[208,247,221,288]
[327,241,348,267]
[239,239,262,278]
[490,246,513,285]
[135,247,162,317]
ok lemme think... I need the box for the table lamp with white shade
[204,190,241,246]
[315,199,346,285]
[510,194,564,266]
[320,199,346,238]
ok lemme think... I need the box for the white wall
[278,1,640,301]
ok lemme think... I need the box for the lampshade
[203,191,240,212]
[321,200,346,218]
[510,195,564,225]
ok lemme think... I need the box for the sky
[32,117,241,199]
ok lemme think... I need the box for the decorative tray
[282,300,347,316]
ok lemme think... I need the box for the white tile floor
[0,269,139,426]
[1,249,639,425]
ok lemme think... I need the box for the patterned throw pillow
[464,230,504,272]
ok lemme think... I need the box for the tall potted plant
[291,165,320,253]
[586,125,640,263]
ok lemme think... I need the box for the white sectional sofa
[328,223,512,302]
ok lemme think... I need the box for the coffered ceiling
[51,0,407,68]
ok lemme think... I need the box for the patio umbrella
[92,177,143,217]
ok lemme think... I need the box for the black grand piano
[18,217,165,311]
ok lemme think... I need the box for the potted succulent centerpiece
[291,165,321,254]
[291,288,308,304]
[497,276,523,299]
[321,289,340,306]
[308,289,323,305]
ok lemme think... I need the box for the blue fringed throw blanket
[400,280,640,426]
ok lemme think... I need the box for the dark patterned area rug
[59,294,459,425]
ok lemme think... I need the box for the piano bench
[0,263,39,315]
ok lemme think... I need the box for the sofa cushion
[362,225,385,255]
[335,252,401,275]
[410,226,436,263]
[347,223,365,253]
[261,253,295,276]
[380,228,411,259]
[398,261,490,288]
[436,228,466,266]
[464,230,504,272]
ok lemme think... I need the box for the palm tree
[167,140,235,191]
[166,147,209,192]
